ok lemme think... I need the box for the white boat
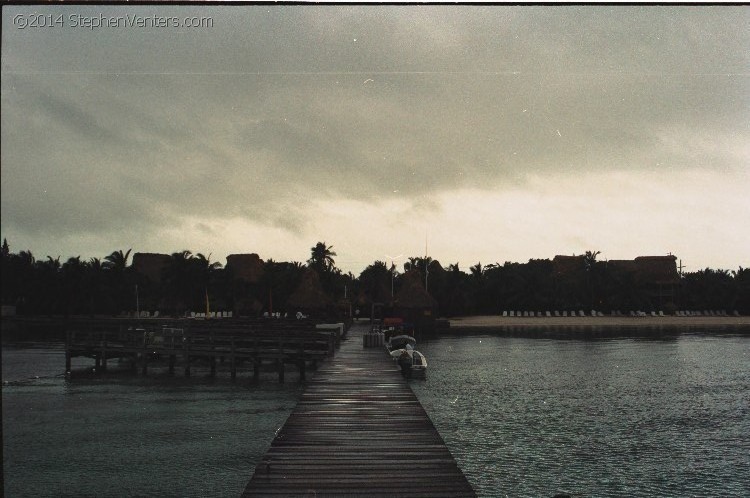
[389,347,427,379]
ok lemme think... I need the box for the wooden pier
[243,323,476,497]
[64,318,344,381]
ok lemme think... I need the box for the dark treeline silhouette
[1,239,748,317]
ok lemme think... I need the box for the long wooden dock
[243,323,476,497]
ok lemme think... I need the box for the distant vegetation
[1,239,748,317]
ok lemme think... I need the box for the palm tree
[85,257,106,314]
[103,249,132,272]
[470,262,484,280]
[584,250,601,310]
[62,256,87,315]
[162,250,195,313]
[308,242,337,273]
[583,250,600,271]
[194,253,222,313]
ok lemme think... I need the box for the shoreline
[448,314,750,329]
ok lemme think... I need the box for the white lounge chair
[502,311,508,317]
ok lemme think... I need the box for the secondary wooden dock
[63,318,344,381]
[243,323,476,497]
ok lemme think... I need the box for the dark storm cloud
[2,5,748,243]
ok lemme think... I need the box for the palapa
[394,270,437,309]
[287,269,333,310]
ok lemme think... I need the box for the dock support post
[253,360,260,380]
[184,334,191,377]
[230,339,236,381]
[210,355,217,377]
[65,330,72,375]
[100,332,107,372]
[141,329,148,376]
[278,359,285,383]
[95,356,101,370]
[298,339,305,380]
[168,355,175,374]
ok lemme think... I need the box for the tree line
[1,239,748,317]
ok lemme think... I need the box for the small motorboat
[388,334,416,351]
[389,347,427,379]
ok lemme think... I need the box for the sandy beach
[449,314,750,328]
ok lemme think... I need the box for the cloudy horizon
[2,5,748,274]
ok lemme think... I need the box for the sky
[2,5,749,275]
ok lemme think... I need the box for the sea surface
[411,333,750,497]
[2,343,303,497]
[3,331,750,497]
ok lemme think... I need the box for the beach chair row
[501,310,668,317]
[502,310,607,317]
[501,309,742,318]
[122,311,162,318]
[676,310,739,317]
[188,311,233,319]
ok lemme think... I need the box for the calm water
[2,343,303,497]
[411,334,750,497]
[3,333,750,497]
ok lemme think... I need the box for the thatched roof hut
[287,269,333,310]
[634,256,679,285]
[552,255,586,276]
[226,253,264,283]
[132,252,171,283]
[395,271,437,309]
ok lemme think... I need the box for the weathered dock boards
[243,323,475,497]
[64,319,340,381]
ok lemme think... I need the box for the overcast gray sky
[2,5,748,273]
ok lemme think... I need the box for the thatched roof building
[395,271,437,309]
[287,269,333,310]
[132,252,171,283]
[634,256,679,285]
[608,259,637,273]
[226,253,264,283]
[552,255,586,276]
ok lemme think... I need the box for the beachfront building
[131,252,171,283]
[225,253,265,316]
[551,254,680,313]
[287,268,334,318]
[393,270,438,338]
[225,253,264,283]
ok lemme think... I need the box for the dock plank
[243,324,475,497]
